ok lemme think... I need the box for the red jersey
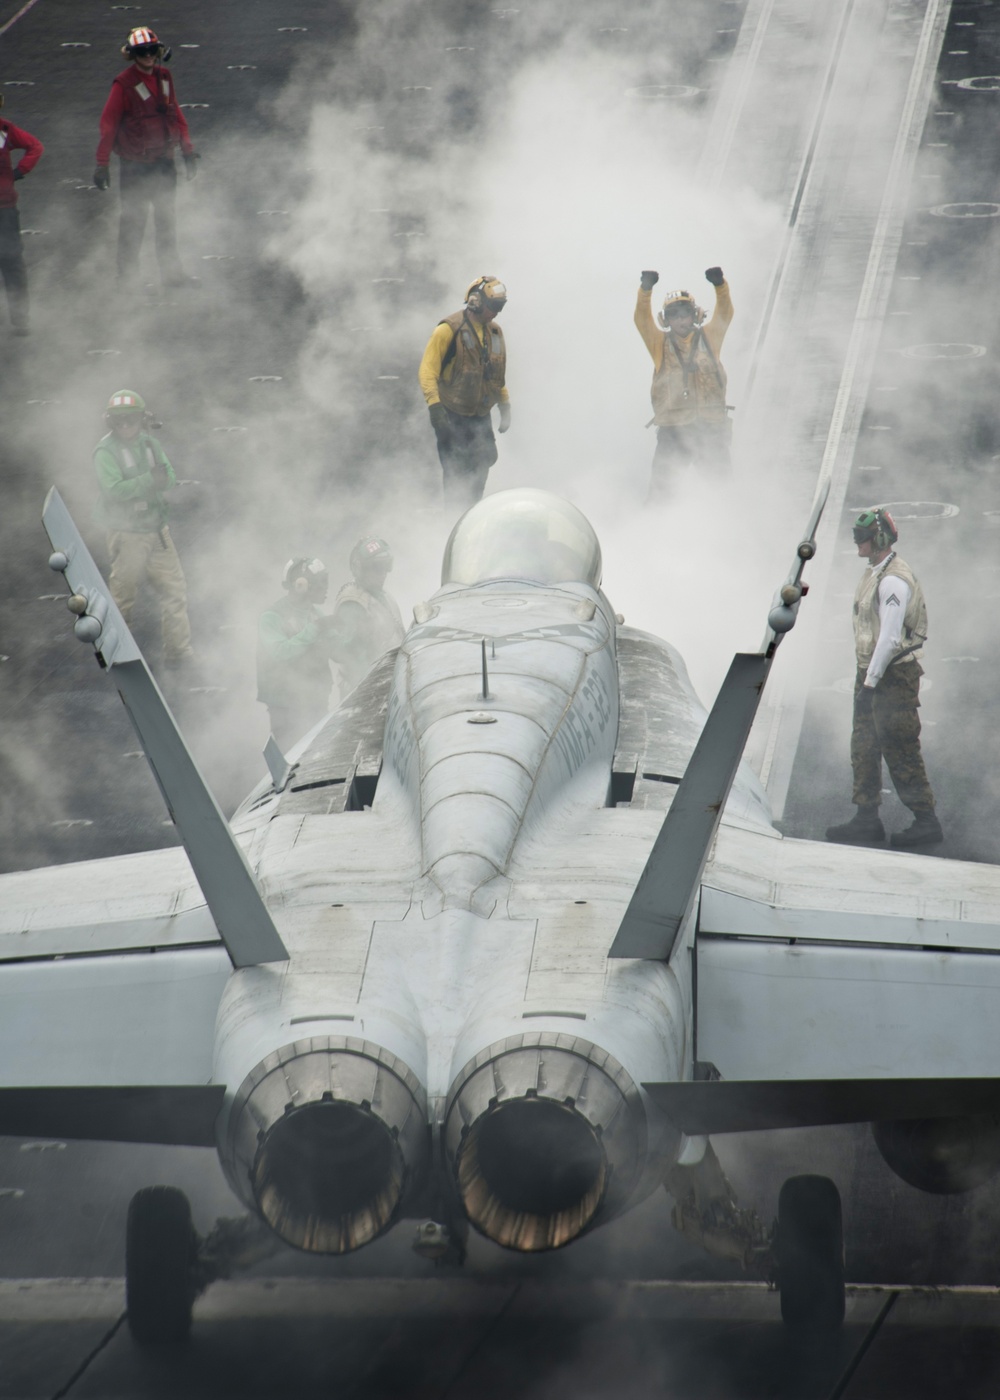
[0,120,43,209]
[95,63,194,165]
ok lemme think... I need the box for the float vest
[256,596,332,709]
[112,65,185,161]
[436,311,506,417]
[650,327,728,428]
[93,430,174,532]
[334,582,405,691]
[853,553,927,670]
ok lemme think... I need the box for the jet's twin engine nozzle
[444,1033,646,1252]
[226,1038,427,1255]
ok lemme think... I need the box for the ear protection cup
[293,575,309,594]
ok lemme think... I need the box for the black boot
[825,807,885,846]
[890,811,943,850]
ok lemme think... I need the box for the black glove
[429,402,451,443]
[93,165,111,191]
[855,685,875,716]
[150,462,170,493]
[12,169,25,182]
[705,266,724,286]
[640,270,659,292]
[183,153,200,181]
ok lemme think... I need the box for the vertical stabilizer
[42,488,288,968]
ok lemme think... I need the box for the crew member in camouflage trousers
[826,507,942,850]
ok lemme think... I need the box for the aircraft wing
[0,847,231,1142]
[646,825,1000,1134]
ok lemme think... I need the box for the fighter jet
[8,484,1000,1343]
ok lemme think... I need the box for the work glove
[854,685,875,716]
[428,402,451,443]
[705,266,725,286]
[93,166,111,191]
[497,402,511,434]
[150,461,171,493]
[640,270,659,292]
[183,153,200,181]
[12,169,25,182]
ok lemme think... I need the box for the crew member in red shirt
[93,27,199,289]
[0,96,44,335]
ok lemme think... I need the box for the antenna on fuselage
[480,637,491,701]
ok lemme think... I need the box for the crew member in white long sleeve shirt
[826,507,942,850]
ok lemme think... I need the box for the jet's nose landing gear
[125,1186,198,1344]
[777,1174,845,1331]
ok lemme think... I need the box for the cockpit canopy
[441,489,603,589]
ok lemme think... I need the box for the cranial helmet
[465,275,507,313]
[105,389,147,417]
[123,27,167,59]
[853,507,898,551]
[657,289,702,329]
[350,537,393,578]
[282,557,328,596]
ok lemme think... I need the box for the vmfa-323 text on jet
[8,486,1000,1341]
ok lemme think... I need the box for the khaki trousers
[851,661,935,814]
[106,527,192,660]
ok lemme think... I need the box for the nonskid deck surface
[4,1277,1000,1399]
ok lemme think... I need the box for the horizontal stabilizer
[644,1077,1000,1136]
[41,488,288,968]
[0,1085,226,1147]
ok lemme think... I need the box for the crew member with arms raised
[634,266,733,499]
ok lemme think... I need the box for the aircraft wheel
[777,1174,845,1330]
[125,1186,197,1344]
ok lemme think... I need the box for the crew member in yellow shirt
[419,275,511,508]
[634,267,733,500]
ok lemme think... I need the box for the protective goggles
[130,43,160,57]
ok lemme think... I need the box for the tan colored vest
[650,328,728,428]
[437,311,506,417]
[853,553,927,669]
[335,582,405,690]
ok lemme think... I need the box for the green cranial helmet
[853,506,898,551]
[105,389,147,418]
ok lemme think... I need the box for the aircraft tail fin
[644,1076,1000,1136]
[609,481,829,962]
[41,488,288,969]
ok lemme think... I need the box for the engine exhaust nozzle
[445,1032,645,1251]
[227,1037,426,1254]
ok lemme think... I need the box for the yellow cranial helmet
[657,289,703,328]
[466,276,507,311]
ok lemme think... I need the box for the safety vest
[256,596,332,708]
[853,553,927,670]
[113,65,185,161]
[93,431,173,532]
[650,328,728,428]
[334,582,405,691]
[436,311,507,417]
